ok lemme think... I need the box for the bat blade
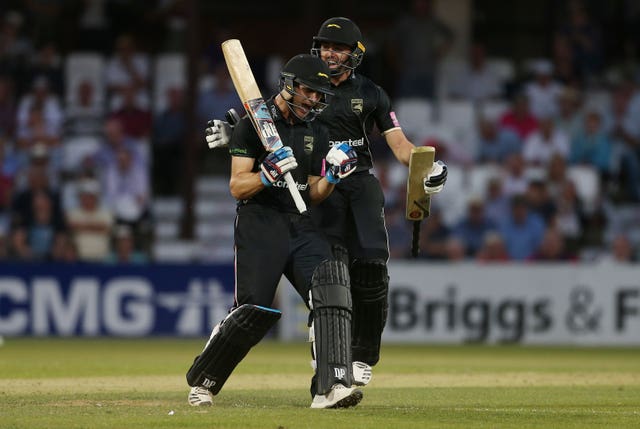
[221,39,306,213]
[405,146,435,221]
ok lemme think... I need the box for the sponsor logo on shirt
[272,180,309,191]
[329,138,364,147]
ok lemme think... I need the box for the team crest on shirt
[304,135,314,154]
[351,99,363,115]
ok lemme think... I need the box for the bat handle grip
[411,220,421,258]
[284,172,308,214]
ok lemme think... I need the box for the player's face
[290,84,327,120]
[319,42,352,73]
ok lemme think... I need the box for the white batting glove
[423,160,447,195]
[325,143,357,184]
[205,119,232,149]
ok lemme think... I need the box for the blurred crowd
[0,0,638,264]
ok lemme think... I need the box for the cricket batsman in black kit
[205,17,448,388]
[186,54,364,409]
[308,16,448,371]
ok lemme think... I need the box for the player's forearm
[385,129,414,166]
[229,172,265,200]
[308,176,334,204]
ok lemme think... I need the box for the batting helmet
[311,17,366,73]
[279,54,333,121]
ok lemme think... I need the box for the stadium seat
[439,100,477,154]
[477,100,510,121]
[152,240,197,262]
[468,164,502,199]
[567,165,600,213]
[152,197,183,220]
[393,98,435,140]
[65,52,106,108]
[153,53,186,113]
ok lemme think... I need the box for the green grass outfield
[0,339,639,428]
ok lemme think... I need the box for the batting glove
[205,109,241,149]
[423,160,447,194]
[325,143,357,184]
[260,146,298,186]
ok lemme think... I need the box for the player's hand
[325,143,357,184]
[205,119,231,148]
[423,160,447,194]
[260,146,298,187]
[205,109,241,149]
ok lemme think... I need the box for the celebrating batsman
[187,54,363,409]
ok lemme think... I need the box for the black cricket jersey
[229,97,330,213]
[317,73,399,173]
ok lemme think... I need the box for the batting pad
[310,260,353,395]
[186,304,281,394]
[350,259,389,365]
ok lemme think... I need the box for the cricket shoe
[352,361,372,386]
[310,384,363,409]
[188,386,213,406]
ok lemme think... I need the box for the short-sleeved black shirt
[229,97,330,213]
[317,73,398,173]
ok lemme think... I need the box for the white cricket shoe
[310,384,363,409]
[188,386,213,406]
[352,361,372,386]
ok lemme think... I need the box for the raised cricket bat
[406,146,435,257]
[221,39,307,214]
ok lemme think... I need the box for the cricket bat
[406,146,435,257]
[221,39,307,214]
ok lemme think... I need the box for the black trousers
[233,204,333,308]
[312,172,390,262]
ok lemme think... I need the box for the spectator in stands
[598,234,637,263]
[498,194,545,260]
[196,62,242,129]
[546,153,569,198]
[384,204,412,259]
[483,176,510,226]
[75,0,112,52]
[108,83,152,140]
[101,146,150,246]
[0,140,13,231]
[10,159,64,228]
[25,42,64,97]
[106,224,148,264]
[554,87,583,140]
[452,197,497,257]
[499,92,539,140]
[0,11,33,85]
[448,42,502,102]
[475,232,510,262]
[530,227,577,261]
[501,153,530,197]
[522,116,570,167]
[16,76,63,141]
[94,117,146,172]
[13,143,62,194]
[569,109,612,179]
[153,85,186,195]
[0,75,16,138]
[558,0,603,81]
[105,33,150,110]
[10,189,66,260]
[417,208,451,260]
[475,115,522,164]
[524,179,557,224]
[444,237,467,261]
[552,178,586,253]
[51,231,78,263]
[66,178,114,262]
[388,0,454,99]
[524,60,564,119]
[65,79,104,136]
[552,33,581,87]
